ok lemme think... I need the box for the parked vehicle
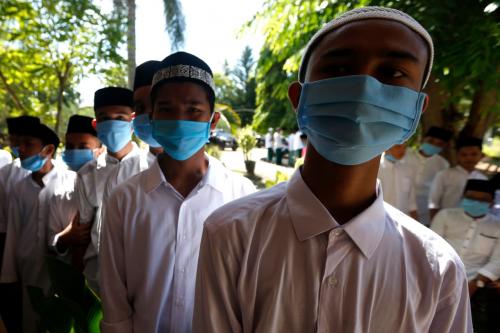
[209,129,238,151]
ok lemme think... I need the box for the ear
[422,95,430,114]
[210,112,221,131]
[92,118,97,129]
[94,146,105,158]
[42,144,55,157]
[288,81,302,112]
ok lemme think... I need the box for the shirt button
[328,276,338,287]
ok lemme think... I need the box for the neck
[32,159,54,187]
[158,148,208,198]
[149,146,164,156]
[459,164,475,173]
[301,145,378,224]
[108,141,133,161]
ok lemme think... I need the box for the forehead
[65,132,97,143]
[465,190,493,200]
[306,19,429,77]
[95,105,133,117]
[154,81,209,103]
[20,135,43,144]
[134,86,151,102]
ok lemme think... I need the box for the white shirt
[293,131,304,151]
[99,156,256,333]
[429,166,487,210]
[273,132,285,149]
[75,143,142,287]
[287,133,295,151]
[194,169,472,333]
[431,208,500,281]
[0,159,30,233]
[410,150,450,225]
[1,164,76,290]
[264,133,273,149]
[378,152,417,213]
[0,149,12,169]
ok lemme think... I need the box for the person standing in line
[429,136,487,220]
[194,7,472,332]
[264,127,274,162]
[274,128,285,165]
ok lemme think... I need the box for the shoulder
[384,204,465,275]
[203,182,286,235]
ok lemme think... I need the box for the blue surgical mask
[297,75,426,165]
[152,114,213,161]
[11,146,19,158]
[133,114,161,148]
[420,142,442,156]
[461,198,490,218]
[62,149,94,171]
[384,153,399,163]
[96,120,132,153]
[21,153,48,172]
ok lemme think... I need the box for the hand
[468,280,478,297]
[58,212,92,247]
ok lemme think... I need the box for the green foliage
[265,170,291,188]
[162,0,186,51]
[246,0,500,134]
[215,103,242,133]
[0,0,126,134]
[237,126,257,161]
[205,144,222,159]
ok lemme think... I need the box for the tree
[0,0,126,135]
[246,0,499,138]
[114,0,186,89]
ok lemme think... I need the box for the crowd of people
[0,6,499,333]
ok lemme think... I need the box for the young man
[99,52,256,333]
[431,179,499,330]
[409,126,452,225]
[48,115,102,264]
[132,60,164,157]
[0,116,40,333]
[378,143,417,214]
[264,127,274,161]
[429,136,487,219]
[75,87,141,292]
[1,122,75,332]
[194,7,471,332]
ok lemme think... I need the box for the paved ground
[219,147,295,185]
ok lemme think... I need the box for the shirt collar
[455,165,468,174]
[144,154,226,194]
[286,169,386,258]
[103,142,140,165]
[35,162,58,187]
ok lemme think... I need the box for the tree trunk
[460,83,498,139]
[127,0,136,89]
[421,77,451,133]
[54,61,72,136]
[0,69,27,113]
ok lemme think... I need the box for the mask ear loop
[401,90,427,144]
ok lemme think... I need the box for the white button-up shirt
[1,164,76,290]
[410,150,449,225]
[0,149,12,169]
[431,208,500,281]
[378,152,417,213]
[429,166,487,210]
[99,156,256,333]
[194,169,472,333]
[0,159,30,234]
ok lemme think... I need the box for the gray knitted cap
[298,6,434,87]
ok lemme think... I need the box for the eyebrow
[320,48,420,63]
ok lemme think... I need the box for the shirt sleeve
[75,172,96,225]
[429,171,445,209]
[192,225,243,333]
[428,260,473,333]
[0,188,21,283]
[99,190,133,333]
[47,196,69,256]
[477,237,500,281]
[430,210,448,236]
[0,176,7,234]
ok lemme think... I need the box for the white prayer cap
[298,6,434,88]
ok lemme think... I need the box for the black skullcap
[425,126,453,142]
[94,87,134,109]
[134,60,160,91]
[67,115,97,137]
[456,136,483,150]
[6,116,40,135]
[151,52,215,108]
[464,179,495,197]
[22,122,60,148]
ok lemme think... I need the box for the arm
[430,210,448,236]
[0,190,20,283]
[476,237,500,283]
[429,172,444,211]
[99,191,132,333]
[192,226,242,333]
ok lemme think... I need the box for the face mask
[461,198,490,218]
[133,114,162,148]
[21,153,48,172]
[11,146,19,158]
[297,75,426,165]
[96,120,132,153]
[152,114,214,161]
[384,153,399,163]
[420,142,443,156]
[62,149,94,171]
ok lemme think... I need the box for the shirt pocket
[471,233,498,256]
